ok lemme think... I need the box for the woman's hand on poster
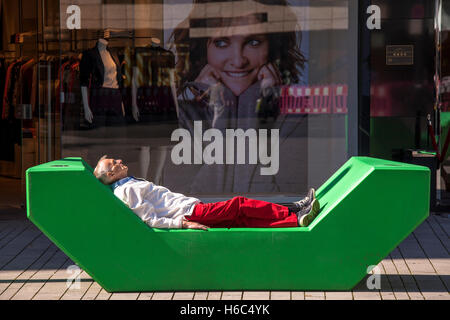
[258,63,282,90]
[132,103,140,122]
[195,64,222,86]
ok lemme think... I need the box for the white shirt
[97,43,119,89]
[112,177,200,229]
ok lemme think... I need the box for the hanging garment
[131,46,177,120]
[2,59,26,120]
[0,58,7,117]
[63,60,82,131]
[59,58,81,131]
[0,58,23,161]
[134,46,175,87]
[2,60,18,119]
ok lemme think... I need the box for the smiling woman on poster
[171,0,306,124]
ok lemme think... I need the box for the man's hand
[182,218,209,231]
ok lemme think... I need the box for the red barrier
[332,84,348,114]
[280,84,347,115]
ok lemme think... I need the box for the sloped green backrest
[26,157,429,292]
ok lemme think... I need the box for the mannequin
[79,33,127,166]
[80,37,125,125]
[129,37,179,180]
[132,37,157,121]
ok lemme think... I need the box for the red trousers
[186,196,299,228]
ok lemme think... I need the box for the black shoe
[293,188,315,212]
[298,198,320,227]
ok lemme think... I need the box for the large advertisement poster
[59,0,351,198]
[166,0,308,195]
[160,0,348,195]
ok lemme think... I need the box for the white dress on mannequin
[98,39,119,89]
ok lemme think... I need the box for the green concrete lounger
[26,157,429,292]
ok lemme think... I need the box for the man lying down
[94,155,320,230]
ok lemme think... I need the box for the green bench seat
[26,156,429,292]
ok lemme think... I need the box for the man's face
[102,158,128,183]
[206,33,269,96]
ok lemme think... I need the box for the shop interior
[0,0,178,209]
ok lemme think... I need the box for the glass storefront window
[368,0,435,161]
[56,0,358,200]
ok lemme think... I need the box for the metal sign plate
[386,45,414,66]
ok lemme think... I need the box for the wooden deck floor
[0,214,448,300]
